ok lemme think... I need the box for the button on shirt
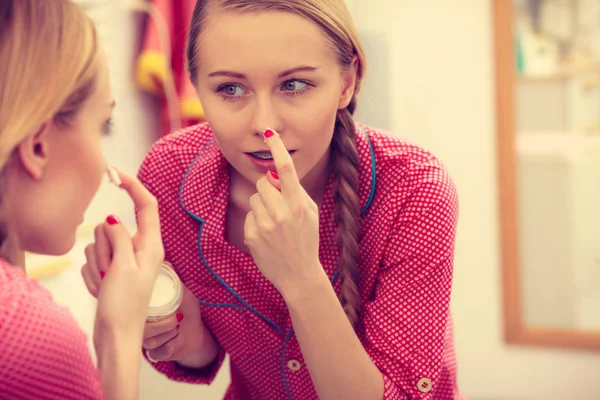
[139,122,463,399]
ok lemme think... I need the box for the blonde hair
[187,0,367,328]
[0,0,99,263]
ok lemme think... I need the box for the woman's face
[194,9,356,186]
[7,53,114,256]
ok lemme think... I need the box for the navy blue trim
[331,270,340,285]
[360,127,377,215]
[179,129,377,400]
[179,140,285,336]
[198,300,244,311]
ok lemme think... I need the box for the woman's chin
[24,234,76,257]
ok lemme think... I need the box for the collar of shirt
[179,124,376,241]
[176,125,376,330]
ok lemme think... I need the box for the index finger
[263,129,302,198]
[94,224,112,272]
[112,168,160,239]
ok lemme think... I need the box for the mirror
[495,0,600,351]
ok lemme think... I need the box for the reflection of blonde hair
[0,0,99,262]
[187,0,366,328]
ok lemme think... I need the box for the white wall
[352,1,600,400]
[78,0,162,230]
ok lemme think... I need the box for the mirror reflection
[513,0,600,330]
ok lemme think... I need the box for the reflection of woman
[0,1,163,399]
[87,0,464,398]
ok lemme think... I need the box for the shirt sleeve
[141,347,226,385]
[0,290,104,400]
[362,169,459,399]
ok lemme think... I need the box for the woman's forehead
[197,10,336,73]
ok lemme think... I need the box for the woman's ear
[338,55,359,109]
[15,123,52,180]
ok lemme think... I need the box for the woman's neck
[14,250,25,272]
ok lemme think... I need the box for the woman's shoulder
[358,123,446,170]
[0,258,84,340]
[138,122,214,189]
[359,124,454,182]
[0,258,103,398]
[357,123,458,207]
[0,258,52,304]
[139,122,214,172]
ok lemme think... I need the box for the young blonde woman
[0,1,163,399]
[85,0,465,399]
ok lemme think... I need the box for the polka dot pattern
[0,259,103,399]
[138,122,464,399]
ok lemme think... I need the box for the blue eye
[282,80,308,92]
[216,80,313,102]
[220,84,245,96]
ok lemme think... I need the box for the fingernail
[264,129,275,139]
[100,271,105,279]
[106,215,120,225]
[176,312,184,322]
[270,171,279,180]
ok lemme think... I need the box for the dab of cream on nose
[106,166,122,187]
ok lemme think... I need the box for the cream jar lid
[147,262,183,320]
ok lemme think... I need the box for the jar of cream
[147,262,183,322]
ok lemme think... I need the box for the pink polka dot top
[138,122,464,399]
[0,258,103,399]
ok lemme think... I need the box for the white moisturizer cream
[150,273,177,307]
[147,262,183,322]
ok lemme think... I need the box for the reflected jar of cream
[147,262,183,322]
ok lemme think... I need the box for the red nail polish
[176,312,184,322]
[100,271,105,279]
[264,129,274,139]
[106,215,120,225]
[270,171,279,180]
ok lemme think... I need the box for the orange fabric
[135,0,204,136]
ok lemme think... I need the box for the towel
[135,0,204,135]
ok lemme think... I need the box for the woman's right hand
[81,170,164,335]
[81,170,164,400]
[143,284,218,367]
[81,171,218,368]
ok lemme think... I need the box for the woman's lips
[245,150,296,173]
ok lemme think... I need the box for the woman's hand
[89,171,164,341]
[244,129,325,296]
[82,171,218,369]
[142,284,218,368]
[80,170,164,400]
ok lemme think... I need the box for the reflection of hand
[244,129,325,297]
